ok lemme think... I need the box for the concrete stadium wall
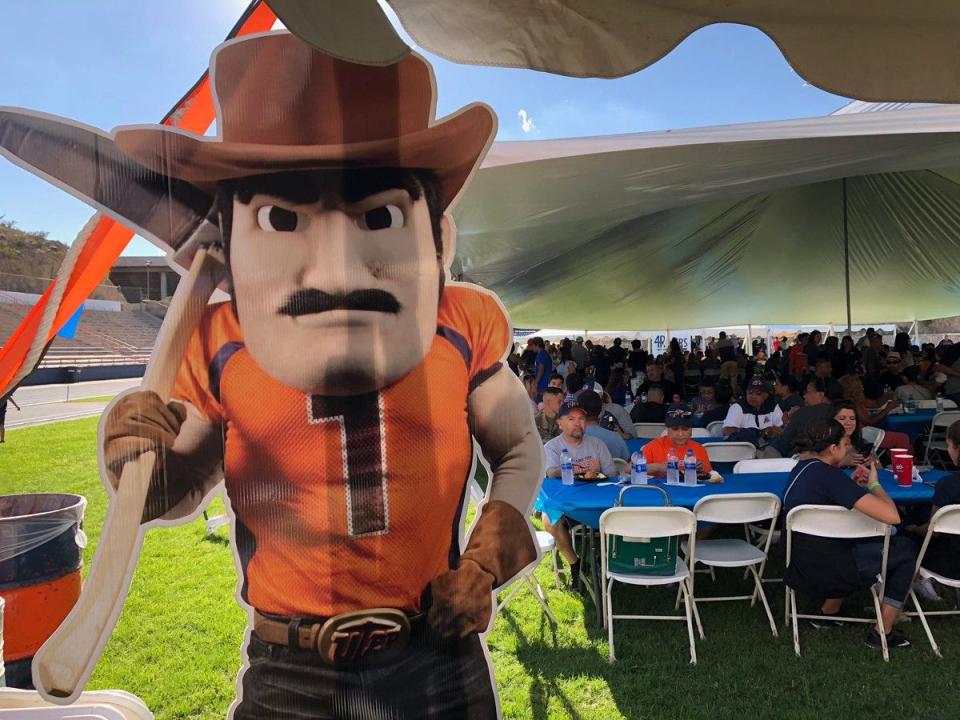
[20,364,146,386]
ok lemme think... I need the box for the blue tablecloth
[882,410,936,442]
[537,469,946,528]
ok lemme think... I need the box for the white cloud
[518,109,536,133]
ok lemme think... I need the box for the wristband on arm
[867,480,881,492]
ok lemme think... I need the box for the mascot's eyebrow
[228,168,428,208]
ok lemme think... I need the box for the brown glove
[427,500,537,638]
[103,390,187,522]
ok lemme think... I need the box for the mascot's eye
[256,205,302,232]
[357,204,404,231]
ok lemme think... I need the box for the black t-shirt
[628,350,648,373]
[630,402,667,424]
[608,345,627,366]
[922,474,960,579]
[777,392,803,414]
[637,379,679,403]
[782,459,869,598]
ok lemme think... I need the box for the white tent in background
[453,105,960,331]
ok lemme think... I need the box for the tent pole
[843,177,852,333]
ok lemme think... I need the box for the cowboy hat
[0,30,495,262]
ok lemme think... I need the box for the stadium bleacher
[0,303,161,366]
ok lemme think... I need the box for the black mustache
[278,288,401,316]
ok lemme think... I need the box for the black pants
[231,629,498,720]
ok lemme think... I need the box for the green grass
[4,419,960,719]
[67,395,117,403]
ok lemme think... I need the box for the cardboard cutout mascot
[1,31,542,718]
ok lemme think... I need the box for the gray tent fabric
[453,107,960,330]
[383,0,960,102]
[269,0,960,102]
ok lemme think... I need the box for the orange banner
[0,0,276,397]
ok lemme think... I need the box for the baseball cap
[576,390,603,417]
[664,403,694,428]
[747,378,770,393]
[558,401,588,417]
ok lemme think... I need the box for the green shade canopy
[453,107,960,330]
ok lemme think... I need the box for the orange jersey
[172,284,509,617]
[641,436,713,477]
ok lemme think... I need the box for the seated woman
[904,420,960,583]
[783,417,918,649]
[839,374,911,451]
[833,399,870,468]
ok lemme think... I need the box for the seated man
[637,360,679,404]
[542,401,617,589]
[690,381,720,426]
[722,378,784,446]
[774,375,803,415]
[895,365,935,403]
[642,404,713,478]
[601,391,636,439]
[547,373,565,390]
[534,387,564,442]
[630,386,667,423]
[577,390,630,460]
[563,372,585,403]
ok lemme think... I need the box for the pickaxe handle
[33,247,222,701]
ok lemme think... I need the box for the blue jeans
[851,536,919,609]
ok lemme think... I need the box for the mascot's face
[229,186,445,396]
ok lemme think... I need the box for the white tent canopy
[453,106,960,331]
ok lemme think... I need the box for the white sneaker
[914,577,942,602]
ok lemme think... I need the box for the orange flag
[0,0,276,398]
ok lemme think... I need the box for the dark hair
[547,372,564,384]
[894,332,911,355]
[901,365,920,382]
[542,386,564,399]
[806,377,828,395]
[215,167,445,294]
[794,417,846,454]
[947,419,960,447]
[565,372,585,394]
[777,375,799,393]
[831,399,862,447]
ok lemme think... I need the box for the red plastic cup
[893,453,913,487]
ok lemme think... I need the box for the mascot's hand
[427,500,537,638]
[103,390,186,491]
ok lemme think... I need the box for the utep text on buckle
[317,609,411,665]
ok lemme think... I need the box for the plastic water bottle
[666,449,680,485]
[684,449,698,485]
[631,452,648,485]
[624,389,633,407]
[937,394,945,413]
[641,392,648,404]
[560,448,574,486]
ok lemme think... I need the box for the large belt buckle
[316,608,411,666]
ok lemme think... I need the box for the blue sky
[0,0,848,257]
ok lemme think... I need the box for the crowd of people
[521,329,960,653]
[516,329,960,459]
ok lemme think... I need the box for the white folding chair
[916,399,958,410]
[784,505,892,661]
[633,422,666,439]
[706,420,725,437]
[497,530,558,625]
[861,425,885,452]
[600,505,700,664]
[733,458,795,554]
[733,458,798,474]
[682,493,781,637]
[906,504,960,657]
[613,457,629,476]
[702,442,757,464]
[923,411,960,467]
[658,427,711,438]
